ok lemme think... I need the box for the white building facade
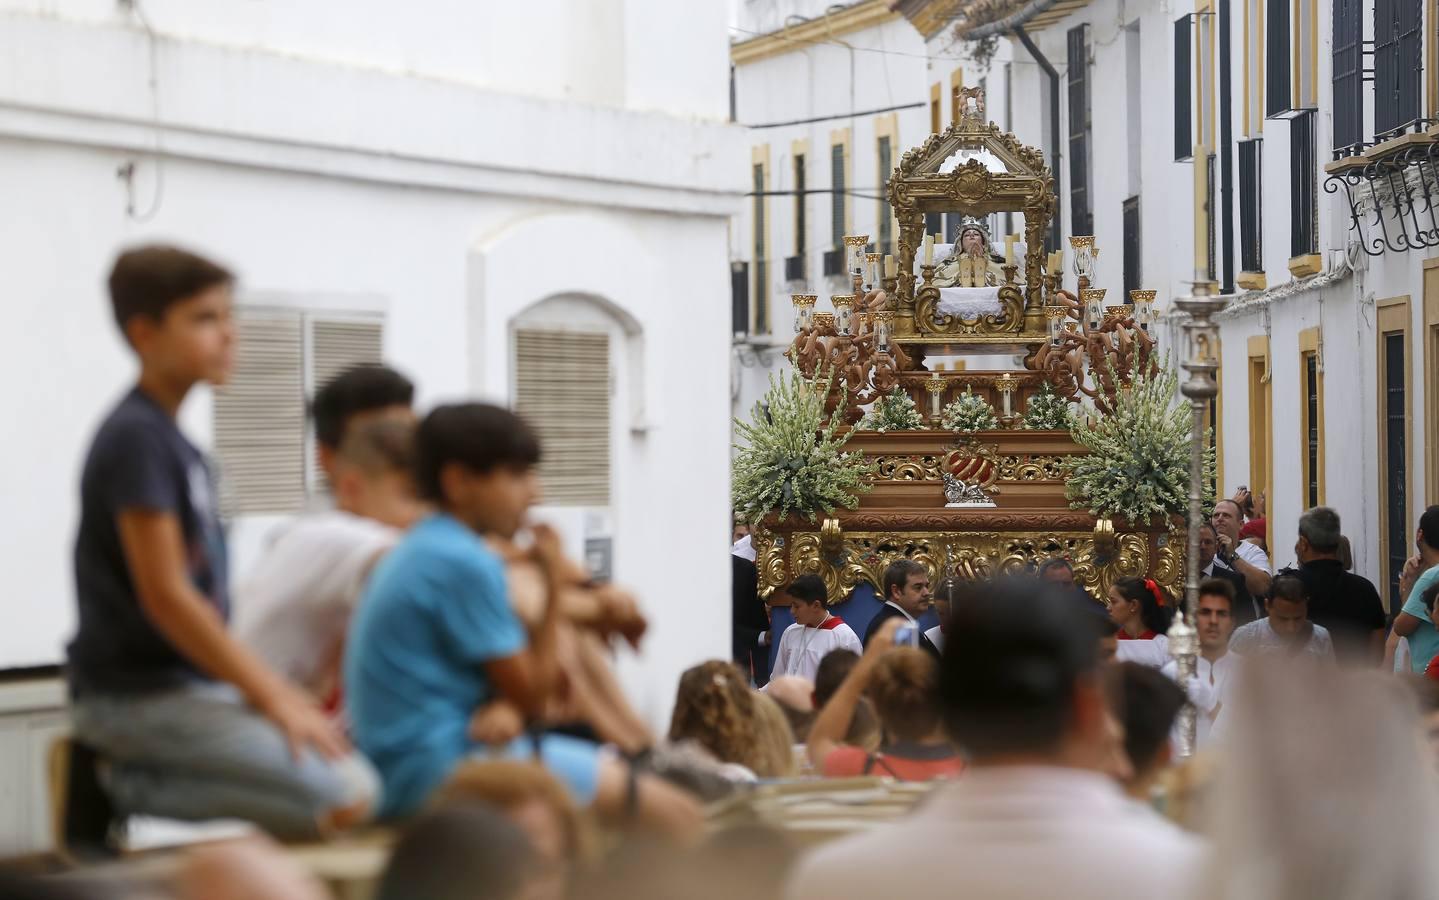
[730,0,1022,416]
[0,0,743,854]
[895,0,1434,613]
[733,0,1435,616]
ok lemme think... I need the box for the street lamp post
[1167,279,1228,759]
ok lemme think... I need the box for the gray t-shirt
[69,387,228,694]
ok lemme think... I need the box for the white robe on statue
[773,616,863,681]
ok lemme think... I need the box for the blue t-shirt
[1402,566,1439,673]
[344,513,525,818]
[69,387,228,695]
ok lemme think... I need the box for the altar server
[772,576,862,682]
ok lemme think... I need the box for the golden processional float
[745,88,1186,606]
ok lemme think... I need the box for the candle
[1194,143,1208,279]
[884,255,897,278]
[1004,235,1017,266]
[923,234,934,265]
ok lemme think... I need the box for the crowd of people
[9,243,1439,899]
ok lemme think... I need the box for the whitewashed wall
[0,0,742,752]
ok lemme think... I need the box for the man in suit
[1198,523,1258,626]
[863,559,939,657]
[732,553,771,686]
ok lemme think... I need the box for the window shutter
[514,330,611,506]
[213,310,306,515]
[752,163,769,334]
[1332,0,1363,152]
[1290,112,1318,256]
[311,319,384,399]
[831,143,846,249]
[1239,140,1264,271]
[1066,25,1093,236]
[1265,0,1291,117]
[309,317,384,493]
[1174,16,1193,161]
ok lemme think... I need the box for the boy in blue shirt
[66,246,377,850]
[345,403,700,834]
[1394,506,1439,672]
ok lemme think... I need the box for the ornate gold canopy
[887,87,1057,343]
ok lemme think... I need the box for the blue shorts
[473,732,603,805]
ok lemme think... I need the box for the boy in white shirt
[236,418,422,700]
[772,576,862,682]
[236,365,420,701]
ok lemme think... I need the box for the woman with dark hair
[1107,577,1174,640]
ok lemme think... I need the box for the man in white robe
[772,576,862,682]
[1161,578,1239,749]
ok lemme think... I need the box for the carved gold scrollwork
[995,454,1068,482]
[780,528,1176,606]
[753,528,788,599]
[914,283,1026,337]
[869,455,946,482]
[1151,526,1186,588]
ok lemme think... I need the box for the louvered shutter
[514,329,611,506]
[213,310,306,514]
[308,316,384,494]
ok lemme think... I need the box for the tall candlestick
[883,255,897,278]
[923,234,934,265]
[1004,235,1017,266]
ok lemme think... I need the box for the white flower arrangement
[940,385,1000,433]
[732,367,876,524]
[1064,361,1216,526]
[857,387,926,432]
[1022,382,1075,431]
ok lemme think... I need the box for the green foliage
[1064,363,1217,526]
[1022,382,1075,431]
[858,387,926,432]
[732,368,875,524]
[940,385,999,433]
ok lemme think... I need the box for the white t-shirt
[773,616,863,681]
[1115,634,1170,668]
[235,510,398,695]
[1217,539,1272,575]
[788,767,1204,900]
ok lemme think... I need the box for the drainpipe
[1014,26,1063,251]
[1218,0,1235,292]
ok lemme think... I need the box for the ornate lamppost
[1167,279,1228,759]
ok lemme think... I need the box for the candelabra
[1167,279,1229,760]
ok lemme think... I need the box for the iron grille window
[752,163,768,333]
[731,262,749,336]
[794,154,807,257]
[878,135,893,256]
[1174,16,1193,161]
[1266,0,1292,116]
[783,256,805,282]
[1290,112,1318,257]
[1239,140,1264,271]
[822,249,844,276]
[1067,25,1093,236]
[1374,0,1423,138]
[1384,332,1408,612]
[831,144,846,249]
[925,212,942,237]
[1206,153,1217,279]
[1122,196,1141,294]
[1305,352,1320,508]
[1332,0,1364,152]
